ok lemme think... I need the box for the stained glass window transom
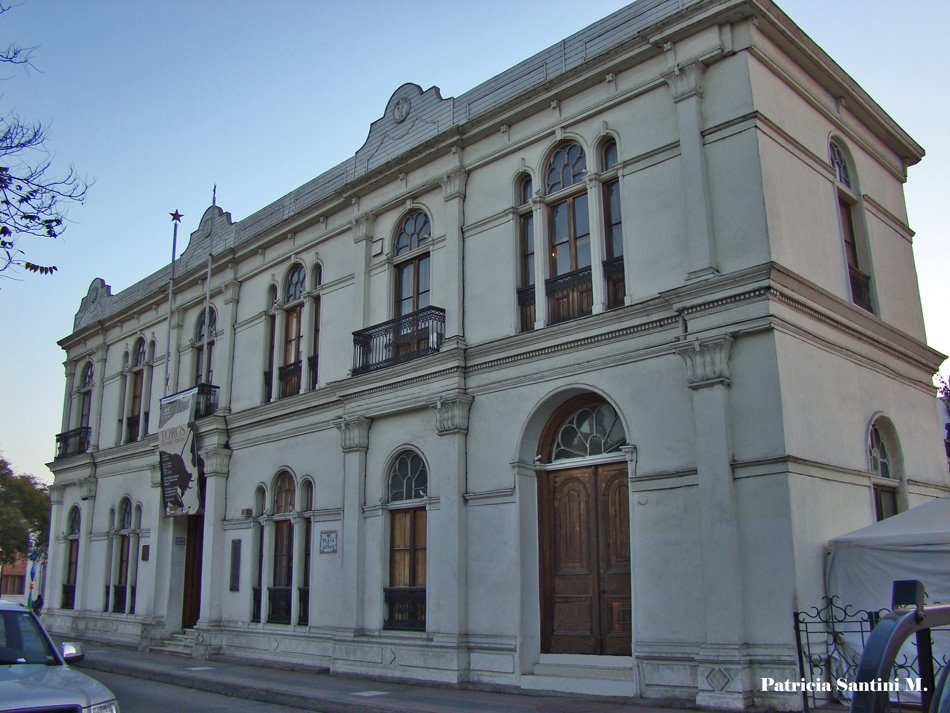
[519,174,533,205]
[830,141,852,189]
[389,451,428,502]
[274,471,296,514]
[118,498,132,530]
[602,140,618,171]
[67,506,81,536]
[285,264,306,303]
[869,425,891,479]
[132,338,147,367]
[552,403,625,461]
[394,211,431,256]
[546,143,586,193]
[81,361,94,388]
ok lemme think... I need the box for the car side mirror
[61,641,84,663]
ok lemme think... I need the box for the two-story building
[45,0,949,708]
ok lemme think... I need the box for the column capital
[674,334,733,390]
[79,474,97,501]
[431,394,474,435]
[49,484,66,505]
[336,415,371,452]
[200,446,232,477]
[662,60,704,103]
[442,168,468,201]
[350,213,376,244]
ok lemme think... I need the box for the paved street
[85,669,318,713]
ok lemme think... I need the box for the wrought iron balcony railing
[194,383,219,419]
[267,586,292,624]
[384,586,426,631]
[849,266,873,312]
[546,266,592,325]
[517,286,536,333]
[278,361,301,399]
[352,306,445,376]
[55,427,91,460]
[603,256,625,309]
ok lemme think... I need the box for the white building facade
[45,0,948,708]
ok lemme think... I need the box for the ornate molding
[49,484,65,505]
[674,334,733,389]
[200,446,232,477]
[431,394,474,435]
[662,60,704,103]
[351,213,376,244]
[441,168,468,201]
[80,475,98,501]
[336,416,371,452]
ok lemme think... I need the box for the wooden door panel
[597,464,631,655]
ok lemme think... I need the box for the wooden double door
[539,462,632,655]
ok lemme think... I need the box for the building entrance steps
[73,640,691,713]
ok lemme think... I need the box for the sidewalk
[74,641,692,713]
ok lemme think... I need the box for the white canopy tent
[825,497,950,609]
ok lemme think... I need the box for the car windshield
[0,609,57,665]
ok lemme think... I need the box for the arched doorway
[537,395,631,655]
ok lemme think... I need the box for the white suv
[0,598,119,712]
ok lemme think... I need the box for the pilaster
[198,445,231,625]
[336,416,371,631]
[586,174,607,314]
[441,164,468,338]
[663,57,718,281]
[673,334,750,709]
[91,345,106,451]
[351,213,376,329]
[220,279,240,411]
[531,196,548,329]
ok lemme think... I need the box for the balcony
[849,266,873,312]
[384,587,426,631]
[546,266,592,325]
[603,256,625,309]
[194,383,220,419]
[267,586,291,624]
[55,427,91,460]
[352,306,445,376]
[278,361,301,399]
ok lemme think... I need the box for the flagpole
[164,210,183,397]
[200,186,216,385]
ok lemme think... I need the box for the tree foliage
[0,455,50,565]
[0,4,87,278]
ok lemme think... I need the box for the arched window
[194,306,217,386]
[552,401,625,461]
[545,142,591,324]
[78,361,94,434]
[111,498,133,613]
[270,471,295,624]
[62,505,81,609]
[124,338,150,443]
[393,211,431,317]
[868,420,901,521]
[280,265,306,398]
[516,173,536,332]
[830,139,872,312]
[599,138,624,308]
[385,451,428,631]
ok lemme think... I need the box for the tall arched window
[545,142,591,324]
[393,211,431,317]
[124,338,151,442]
[600,138,625,309]
[269,471,295,624]
[112,498,132,613]
[385,451,428,631]
[830,140,873,312]
[62,505,81,609]
[516,173,536,332]
[194,306,217,386]
[264,285,278,403]
[280,265,306,398]
[868,419,902,520]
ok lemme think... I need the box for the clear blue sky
[1,1,947,481]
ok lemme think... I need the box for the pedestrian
[33,594,43,616]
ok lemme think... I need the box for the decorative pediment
[73,277,115,331]
[178,204,235,269]
[355,83,455,177]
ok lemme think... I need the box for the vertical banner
[159,387,203,515]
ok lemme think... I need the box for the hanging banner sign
[159,387,203,516]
